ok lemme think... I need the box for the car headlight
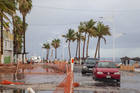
[83,66,87,69]
[97,72,103,74]
[114,72,120,75]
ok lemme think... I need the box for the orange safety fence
[46,61,67,73]
[0,80,24,85]
[53,63,74,93]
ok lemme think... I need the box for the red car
[93,61,120,82]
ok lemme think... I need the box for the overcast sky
[25,0,140,59]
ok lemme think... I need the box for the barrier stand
[27,88,35,93]
[70,58,74,93]
[53,60,79,93]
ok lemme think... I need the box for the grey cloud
[25,0,140,58]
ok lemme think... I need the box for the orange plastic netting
[53,63,74,93]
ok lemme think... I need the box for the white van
[31,56,41,63]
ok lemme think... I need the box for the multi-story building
[0,30,13,64]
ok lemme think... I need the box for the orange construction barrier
[120,65,134,71]
[0,80,24,85]
[46,61,79,93]
[54,62,76,93]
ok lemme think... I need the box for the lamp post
[99,15,115,61]
[99,16,125,62]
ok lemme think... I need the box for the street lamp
[99,16,125,62]
[98,16,115,61]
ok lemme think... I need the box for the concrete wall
[0,31,13,64]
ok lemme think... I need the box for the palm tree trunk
[82,33,86,59]
[86,34,90,58]
[94,37,100,58]
[78,40,81,63]
[22,15,26,63]
[12,16,16,63]
[17,54,19,62]
[55,48,57,59]
[50,48,53,61]
[75,40,78,58]
[0,10,3,63]
[68,41,71,60]
[98,39,100,59]
[46,49,49,60]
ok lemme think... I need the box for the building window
[10,41,12,48]
[5,41,7,49]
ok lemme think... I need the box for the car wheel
[92,76,95,80]
[92,75,97,81]
[117,79,120,82]
[81,72,86,75]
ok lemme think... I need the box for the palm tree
[51,39,60,59]
[75,32,85,60]
[85,19,96,58]
[13,16,22,52]
[78,22,87,59]
[0,0,16,63]
[13,15,28,62]
[94,22,111,59]
[42,43,50,60]
[18,0,32,62]
[62,29,75,60]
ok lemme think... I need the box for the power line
[29,23,79,27]
[33,5,140,13]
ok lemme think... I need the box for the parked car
[81,58,98,75]
[93,61,120,82]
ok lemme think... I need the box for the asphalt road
[73,65,140,93]
[0,64,140,93]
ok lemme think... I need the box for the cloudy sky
[25,0,140,59]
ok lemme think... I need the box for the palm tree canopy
[79,19,97,37]
[78,22,86,33]
[18,0,32,16]
[51,39,60,49]
[42,43,50,49]
[0,0,16,21]
[62,29,76,42]
[85,19,97,37]
[75,32,85,41]
[13,15,28,34]
[95,21,111,44]
[96,22,111,37]
[0,0,16,13]
[13,16,23,33]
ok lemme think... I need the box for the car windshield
[85,59,96,64]
[97,62,117,68]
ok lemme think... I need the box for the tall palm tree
[75,32,85,60]
[78,22,87,59]
[0,0,16,63]
[13,16,28,62]
[94,22,111,59]
[62,29,75,60]
[18,0,32,62]
[85,19,96,58]
[42,43,50,60]
[51,39,60,59]
[13,16,23,53]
